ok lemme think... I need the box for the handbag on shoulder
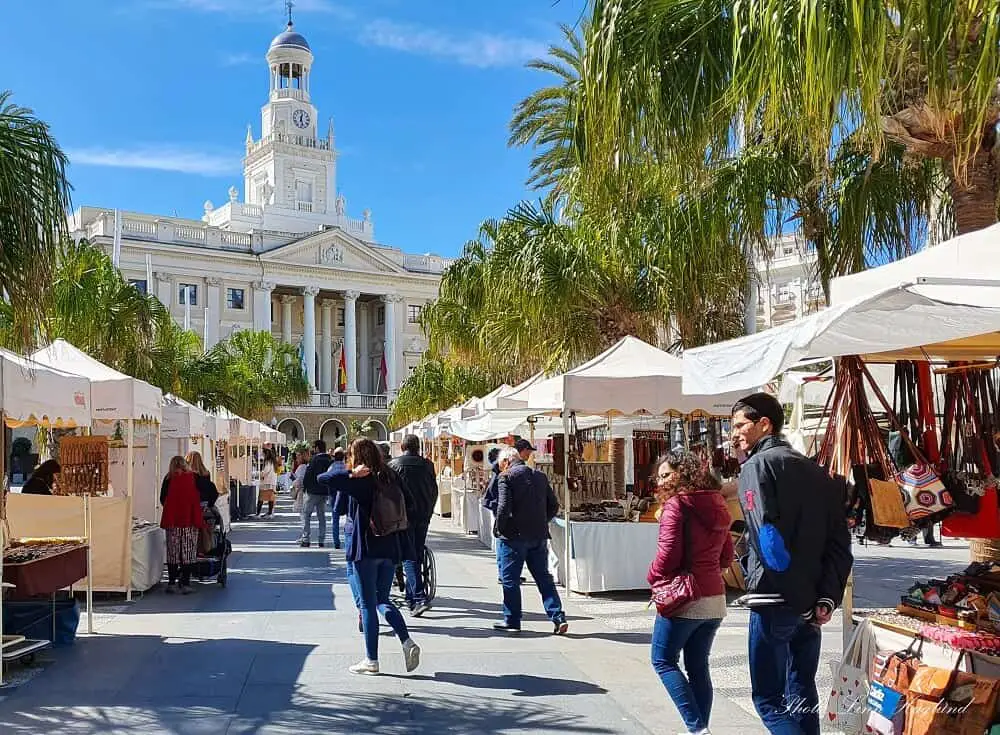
[649,503,701,617]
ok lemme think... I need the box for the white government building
[68,17,450,444]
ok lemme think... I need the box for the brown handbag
[904,651,1000,735]
[868,478,911,529]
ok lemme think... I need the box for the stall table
[548,518,658,593]
[129,525,166,593]
[478,505,497,552]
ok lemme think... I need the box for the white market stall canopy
[32,339,163,422]
[496,373,545,410]
[777,363,895,407]
[683,284,1000,396]
[830,223,1000,306]
[528,336,745,416]
[0,348,92,428]
[162,394,209,440]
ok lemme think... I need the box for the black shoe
[299,540,310,548]
[928,541,944,548]
[334,543,342,550]
[553,619,569,635]
[492,622,520,634]
[318,543,325,548]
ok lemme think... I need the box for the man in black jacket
[492,447,567,635]
[732,393,853,735]
[390,435,438,616]
[300,439,334,548]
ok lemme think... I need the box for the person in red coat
[647,449,734,735]
[160,456,206,594]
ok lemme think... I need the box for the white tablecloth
[478,505,497,551]
[450,488,481,535]
[548,518,658,593]
[434,477,453,517]
[131,525,166,592]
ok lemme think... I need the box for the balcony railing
[287,392,389,411]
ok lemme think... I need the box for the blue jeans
[403,522,430,608]
[348,558,410,662]
[496,538,564,627]
[300,493,327,544]
[651,615,721,733]
[749,608,822,735]
[329,504,341,547]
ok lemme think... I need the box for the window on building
[337,308,345,327]
[376,306,385,326]
[226,288,245,310]
[407,304,422,323]
[178,284,198,306]
[129,279,147,295]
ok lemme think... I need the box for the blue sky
[3,0,587,257]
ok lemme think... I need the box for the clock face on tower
[292,109,310,129]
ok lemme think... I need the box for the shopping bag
[943,482,1000,539]
[897,463,953,522]
[904,652,1000,735]
[866,680,905,735]
[826,623,871,734]
[868,478,911,529]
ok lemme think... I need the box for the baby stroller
[192,502,232,587]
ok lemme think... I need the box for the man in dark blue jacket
[390,435,438,616]
[492,446,567,635]
[733,392,852,735]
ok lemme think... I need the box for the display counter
[548,518,658,593]
[129,524,165,593]
[478,505,497,552]
[7,494,138,594]
[434,476,453,517]
[450,486,481,535]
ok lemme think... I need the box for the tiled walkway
[0,497,965,734]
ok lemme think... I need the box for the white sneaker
[402,638,421,673]
[349,658,379,675]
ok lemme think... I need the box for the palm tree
[582,0,997,236]
[389,358,496,427]
[508,24,586,195]
[0,91,72,350]
[188,330,308,421]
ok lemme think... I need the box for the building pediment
[260,229,402,274]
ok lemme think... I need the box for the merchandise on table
[3,538,89,597]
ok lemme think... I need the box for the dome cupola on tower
[270,21,310,51]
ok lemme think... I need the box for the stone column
[358,302,370,394]
[302,286,319,390]
[205,277,222,348]
[343,290,359,395]
[280,295,295,344]
[252,280,275,332]
[154,272,173,309]
[320,298,335,394]
[382,294,401,393]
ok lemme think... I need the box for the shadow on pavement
[430,672,609,697]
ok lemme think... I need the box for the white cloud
[149,0,354,19]
[359,20,547,68]
[67,146,239,177]
[221,52,256,66]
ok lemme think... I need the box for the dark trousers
[402,522,430,607]
[749,607,822,735]
[167,564,191,586]
[496,538,564,627]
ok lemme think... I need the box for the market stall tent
[0,349,92,429]
[528,336,746,416]
[682,285,1000,397]
[829,222,1000,306]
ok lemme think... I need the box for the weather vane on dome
[285,0,294,25]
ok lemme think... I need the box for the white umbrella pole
[155,424,161,524]
[563,411,572,595]
[84,493,94,634]
[126,419,134,602]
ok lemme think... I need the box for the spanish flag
[338,345,348,393]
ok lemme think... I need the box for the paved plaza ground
[0,498,971,734]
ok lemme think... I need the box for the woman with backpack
[319,437,420,676]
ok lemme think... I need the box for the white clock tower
[243,11,337,220]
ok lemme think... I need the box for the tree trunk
[950,130,999,236]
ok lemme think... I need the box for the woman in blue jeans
[320,438,420,675]
[647,450,735,735]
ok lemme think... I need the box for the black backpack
[370,472,409,537]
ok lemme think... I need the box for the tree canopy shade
[580,0,998,235]
[0,91,71,351]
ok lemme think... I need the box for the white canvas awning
[830,223,1000,306]
[0,349,92,428]
[496,373,545,410]
[162,394,210,440]
[683,284,1000,396]
[527,336,745,416]
[32,339,163,422]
